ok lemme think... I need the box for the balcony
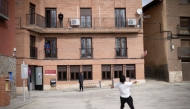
[115,48,128,58]
[44,48,58,59]
[178,47,190,58]
[0,0,9,20]
[25,13,142,34]
[177,24,190,36]
[30,46,37,59]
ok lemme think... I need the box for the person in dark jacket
[79,72,84,92]
[58,12,63,28]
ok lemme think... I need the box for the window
[70,66,80,80]
[45,8,56,28]
[30,35,37,58]
[180,17,190,34]
[179,0,190,4]
[115,8,126,28]
[126,65,135,79]
[0,0,8,19]
[80,8,92,28]
[57,66,67,81]
[115,38,127,57]
[29,3,35,24]
[83,65,92,80]
[114,65,123,78]
[81,38,92,58]
[45,38,57,58]
[102,65,111,80]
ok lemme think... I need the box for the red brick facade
[15,0,145,92]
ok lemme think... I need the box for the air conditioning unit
[128,19,136,25]
[71,19,80,25]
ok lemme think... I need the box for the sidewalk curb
[14,99,37,109]
[0,99,37,109]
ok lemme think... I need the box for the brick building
[143,0,190,82]
[0,0,16,106]
[15,0,144,93]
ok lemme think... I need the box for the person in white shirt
[111,75,137,109]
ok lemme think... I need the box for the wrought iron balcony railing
[26,13,142,29]
[30,46,37,59]
[44,48,58,58]
[178,47,190,58]
[0,0,8,20]
[80,48,93,58]
[26,13,45,28]
[177,24,190,35]
[115,48,128,57]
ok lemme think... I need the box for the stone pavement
[1,79,190,109]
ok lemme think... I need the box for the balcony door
[30,35,36,58]
[81,38,92,58]
[29,3,35,24]
[80,8,92,28]
[115,9,126,28]
[116,38,127,57]
[45,9,56,28]
[45,38,57,58]
[180,17,190,34]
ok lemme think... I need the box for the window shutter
[126,65,135,70]
[179,0,189,4]
[83,66,92,71]
[58,66,67,71]
[102,65,111,71]
[114,65,122,71]
[70,66,80,72]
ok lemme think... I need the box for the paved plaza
[1,80,190,109]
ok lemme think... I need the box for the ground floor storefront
[16,58,145,93]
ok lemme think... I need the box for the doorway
[28,66,43,91]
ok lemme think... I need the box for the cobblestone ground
[1,80,190,109]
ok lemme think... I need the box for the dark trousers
[59,20,63,28]
[79,82,83,91]
[120,96,134,109]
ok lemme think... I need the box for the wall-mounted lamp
[13,48,16,57]
[171,45,174,50]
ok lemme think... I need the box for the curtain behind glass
[116,38,120,56]
[52,40,56,57]
[121,38,126,56]
[115,9,126,28]
[51,10,56,28]
[115,9,119,27]
[81,16,85,28]
[86,16,91,28]
[81,39,86,57]
[87,39,91,56]
[120,10,126,27]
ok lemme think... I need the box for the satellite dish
[137,9,142,15]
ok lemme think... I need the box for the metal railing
[80,48,93,58]
[177,24,190,35]
[44,48,58,58]
[30,46,37,58]
[26,13,45,28]
[115,48,127,57]
[26,14,142,29]
[178,47,190,58]
[0,0,8,18]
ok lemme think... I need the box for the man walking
[111,75,137,109]
[79,72,84,92]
